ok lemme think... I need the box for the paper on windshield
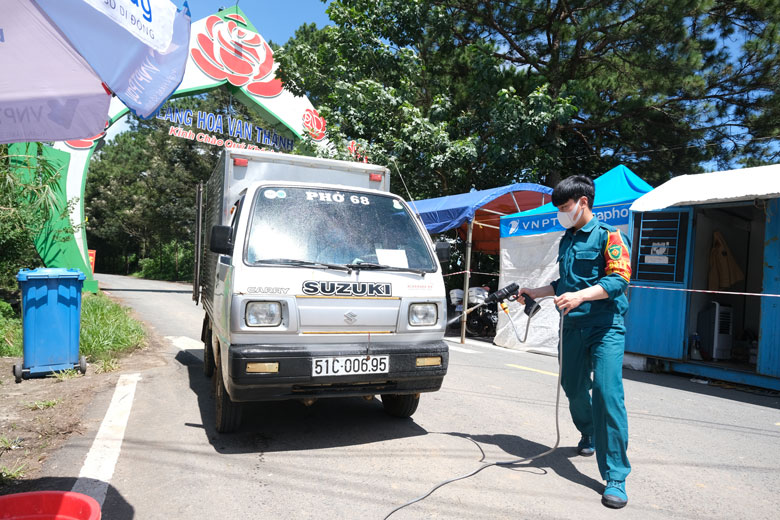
[376,249,408,268]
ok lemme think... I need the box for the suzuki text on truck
[193,149,450,433]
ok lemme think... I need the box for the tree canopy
[276,0,780,193]
[81,1,780,279]
[85,88,257,277]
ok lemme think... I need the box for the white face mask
[557,202,584,229]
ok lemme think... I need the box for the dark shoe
[577,435,595,456]
[602,480,628,509]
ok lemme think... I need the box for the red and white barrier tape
[630,285,780,298]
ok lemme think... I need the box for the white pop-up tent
[494,165,652,353]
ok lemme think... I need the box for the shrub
[137,240,194,281]
[80,292,146,361]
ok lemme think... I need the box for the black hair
[551,175,595,208]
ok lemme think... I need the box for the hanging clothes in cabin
[708,231,744,290]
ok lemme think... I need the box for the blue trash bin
[13,268,87,383]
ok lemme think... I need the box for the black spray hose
[383,297,564,520]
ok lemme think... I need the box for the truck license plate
[312,355,389,376]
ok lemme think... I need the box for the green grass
[26,399,59,411]
[0,436,22,452]
[0,314,22,358]
[0,463,27,484]
[0,292,145,362]
[94,357,120,374]
[52,369,79,382]
[80,292,146,361]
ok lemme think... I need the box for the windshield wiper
[255,258,350,271]
[344,262,428,275]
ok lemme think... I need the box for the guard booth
[627,164,780,391]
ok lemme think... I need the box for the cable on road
[383,308,565,519]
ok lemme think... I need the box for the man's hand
[517,287,533,306]
[554,291,586,315]
[517,285,555,306]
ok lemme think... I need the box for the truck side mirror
[209,225,233,255]
[435,241,451,264]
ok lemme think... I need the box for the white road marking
[507,363,558,377]
[166,335,204,351]
[71,373,141,506]
[448,345,480,354]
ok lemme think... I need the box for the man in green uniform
[520,175,631,509]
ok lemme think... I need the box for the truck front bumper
[225,340,448,402]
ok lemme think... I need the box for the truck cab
[194,150,450,432]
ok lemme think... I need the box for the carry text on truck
[193,149,451,432]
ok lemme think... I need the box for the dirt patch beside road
[0,336,169,493]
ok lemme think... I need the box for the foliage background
[7,1,774,284]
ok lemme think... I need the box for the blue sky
[182,1,332,44]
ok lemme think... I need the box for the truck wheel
[13,363,23,384]
[79,355,87,375]
[381,393,420,418]
[203,330,215,378]
[214,358,242,433]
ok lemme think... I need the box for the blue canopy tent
[495,165,652,352]
[412,183,552,342]
[499,165,653,239]
[413,183,553,252]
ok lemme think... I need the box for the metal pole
[460,219,474,344]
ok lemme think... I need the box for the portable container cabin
[627,164,780,390]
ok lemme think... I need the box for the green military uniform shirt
[550,217,632,328]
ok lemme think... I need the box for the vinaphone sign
[33,6,328,290]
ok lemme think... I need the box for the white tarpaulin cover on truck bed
[630,163,780,212]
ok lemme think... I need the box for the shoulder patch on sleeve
[604,230,631,282]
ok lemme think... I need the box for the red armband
[604,231,631,282]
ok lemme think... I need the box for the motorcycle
[448,286,498,337]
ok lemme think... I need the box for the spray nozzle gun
[487,282,542,318]
[486,283,519,304]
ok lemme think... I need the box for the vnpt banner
[501,203,632,237]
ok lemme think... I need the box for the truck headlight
[409,303,437,326]
[246,301,282,327]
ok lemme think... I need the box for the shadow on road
[174,350,428,455]
[440,432,603,495]
[0,477,135,520]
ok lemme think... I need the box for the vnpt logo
[0,28,5,43]
[47,99,79,129]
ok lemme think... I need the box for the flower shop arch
[38,6,327,291]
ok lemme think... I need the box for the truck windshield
[245,187,436,272]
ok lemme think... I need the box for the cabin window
[631,211,689,284]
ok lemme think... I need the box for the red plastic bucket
[0,491,101,520]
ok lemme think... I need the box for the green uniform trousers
[561,318,631,482]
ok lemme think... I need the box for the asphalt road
[39,274,780,519]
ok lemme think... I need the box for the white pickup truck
[193,149,450,432]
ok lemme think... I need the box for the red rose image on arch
[302,109,327,141]
[65,123,108,149]
[191,14,283,98]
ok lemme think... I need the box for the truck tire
[203,329,215,378]
[381,393,420,418]
[214,357,242,433]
